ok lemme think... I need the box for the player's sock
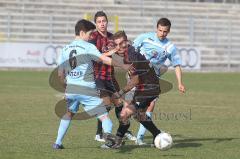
[96,119,103,135]
[137,112,152,139]
[99,113,113,133]
[115,103,123,120]
[116,122,130,138]
[55,117,71,145]
[139,115,160,138]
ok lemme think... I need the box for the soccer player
[52,19,129,149]
[132,18,186,145]
[89,11,136,142]
[101,31,163,149]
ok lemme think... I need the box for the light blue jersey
[133,32,181,68]
[58,39,101,91]
[57,39,104,113]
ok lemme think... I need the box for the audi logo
[177,48,200,68]
[43,45,63,66]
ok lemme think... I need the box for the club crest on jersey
[152,50,158,58]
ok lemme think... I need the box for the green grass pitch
[0,70,240,159]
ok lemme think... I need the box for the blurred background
[0,0,240,71]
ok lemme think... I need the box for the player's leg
[111,77,125,124]
[118,100,136,141]
[100,102,136,149]
[135,98,161,145]
[95,79,112,142]
[103,98,162,149]
[95,96,112,142]
[115,81,136,141]
[81,95,113,136]
[104,103,136,149]
[82,95,116,148]
[53,95,79,149]
[136,99,156,145]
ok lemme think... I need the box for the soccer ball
[154,132,173,150]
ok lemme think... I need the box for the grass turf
[0,70,239,159]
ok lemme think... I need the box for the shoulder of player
[137,32,155,40]
[138,32,157,43]
[128,45,146,61]
[64,40,96,52]
[83,41,98,51]
[164,39,177,52]
[90,31,99,38]
[107,31,113,37]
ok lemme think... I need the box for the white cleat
[124,131,137,141]
[95,134,105,142]
[135,139,147,145]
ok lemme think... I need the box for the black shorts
[95,77,120,98]
[124,86,160,104]
[134,96,158,110]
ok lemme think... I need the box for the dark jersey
[89,31,114,80]
[125,45,160,102]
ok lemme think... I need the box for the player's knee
[113,98,122,106]
[119,111,130,123]
[119,111,126,119]
[62,111,74,120]
[102,96,111,105]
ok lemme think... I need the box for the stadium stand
[0,0,239,70]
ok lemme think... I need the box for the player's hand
[122,64,132,71]
[128,64,136,73]
[104,47,119,56]
[112,90,125,99]
[112,92,121,99]
[178,84,186,93]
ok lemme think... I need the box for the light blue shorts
[65,94,108,118]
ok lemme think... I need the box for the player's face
[114,37,128,57]
[95,16,108,33]
[81,30,93,41]
[157,25,170,40]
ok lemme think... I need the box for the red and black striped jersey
[89,31,114,80]
[124,45,160,96]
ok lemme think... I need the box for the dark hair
[157,18,171,29]
[111,30,127,40]
[75,19,96,36]
[94,11,108,23]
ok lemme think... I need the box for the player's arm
[58,69,66,89]
[89,44,130,70]
[167,45,186,93]
[101,47,118,57]
[174,65,185,93]
[123,74,139,92]
[132,33,148,49]
[57,52,67,89]
[113,74,139,99]
[99,54,130,71]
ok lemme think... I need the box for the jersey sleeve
[167,45,181,67]
[132,33,149,49]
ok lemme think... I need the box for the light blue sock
[55,118,71,145]
[99,114,112,134]
[137,112,152,140]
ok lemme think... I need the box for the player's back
[59,39,101,91]
[126,45,160,101]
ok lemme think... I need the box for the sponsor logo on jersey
[68,70,82,78]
